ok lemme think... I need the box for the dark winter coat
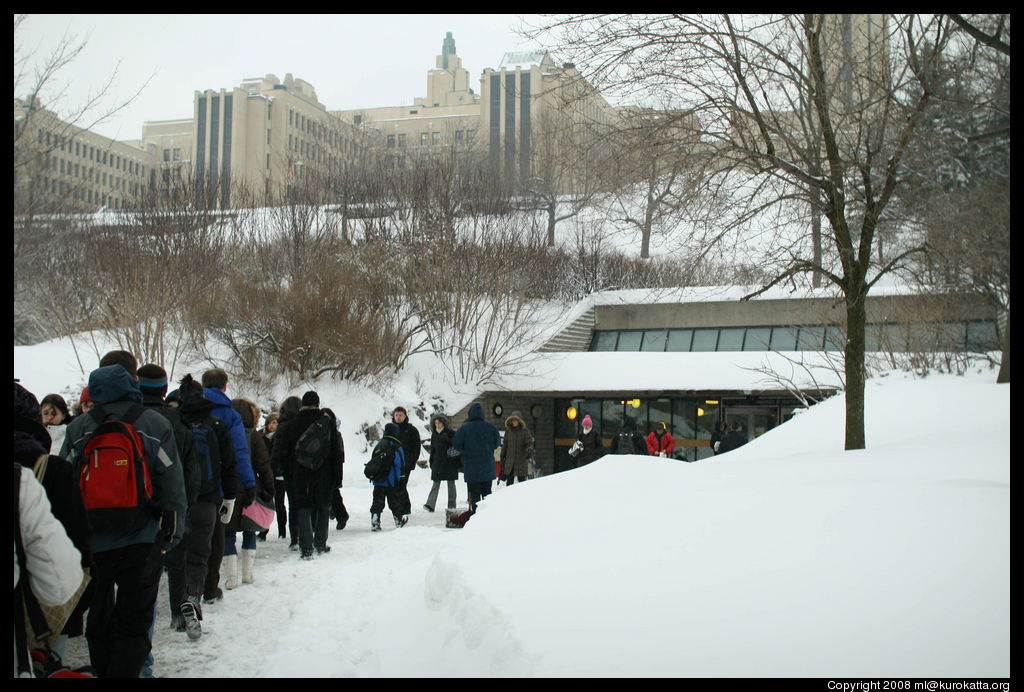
[203,387,256,491]
[428,414,459,482]
[59,365,187,553]
[225,427,276,532]
[710,427,726,455]
[718,430,748,454]
[261,431,277,472]
[392,416,422,473]
[273,407,343,508]
[178,395,241,504]
[610,429,646,455]
[142,391,200,506]
[577,428,605,466]
[452,403,501,484]
[500,413,534,479]
[322,408,345,487]
[13,429,94,638]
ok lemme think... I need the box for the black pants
[466,480,493,510]
[295,503,330,552]
[285,482,300,543]
[165,501,218,611]
[395,472,412,516]
[204,520,225,599]
[274,478,288,537]
[505,475,528,486]
[370,484,406,517]
[87,542,163,678]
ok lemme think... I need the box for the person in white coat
[14,465,84,677]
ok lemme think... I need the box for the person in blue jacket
[369,422,407,531]
[200,368,256,602]
[451,402,501,512]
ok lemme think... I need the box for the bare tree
[520,110,616,247]
[896,13,1010,382]
[603,108,707,259]
[14,15,152,213]
[528,14,970,450]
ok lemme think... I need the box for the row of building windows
[590,321,1001,354]
[383,150,478,170]
[45,155,142,198]
[33,177,133,209]
[287,109,359,153]
[386,130,476,148]
[37,129,146,178]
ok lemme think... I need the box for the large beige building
[14,99,157,214]
[332,32,482,171]
[14,31,629,212]
[192,73,374,208]
[480,50,621,189]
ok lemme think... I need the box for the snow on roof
[586,281,920,307]
[498,49,547,68]
[489,350,843,395]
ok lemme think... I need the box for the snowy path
[63,473,502,678]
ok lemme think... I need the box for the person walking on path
[223,398,275,586]
[451,403,501,512]
[369,422,407,531]
[258,412,279,541]
[499,411,533,485]
[423,413,458,512]
[390,406,420,523]
[58,352,186,678]
[168,374,240,640]
[271,391,343,559]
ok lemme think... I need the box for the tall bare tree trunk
[844,289,868,450]
[997,309,1010,383]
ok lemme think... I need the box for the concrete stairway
[537,306,596,353]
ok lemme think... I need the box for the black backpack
[616,431,637,455]
[187,419,221,497]
[295,415,333,472]
[364,438,399,483]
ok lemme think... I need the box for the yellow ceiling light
[567,406,578,420]
[697,407,705,417]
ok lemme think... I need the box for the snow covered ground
[14,332,1009,677]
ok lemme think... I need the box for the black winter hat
[14,382,42,423]
[137,363,169,396]
[301,391,320,407]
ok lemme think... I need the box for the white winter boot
[240,548,256,584]
[223,553,239,590]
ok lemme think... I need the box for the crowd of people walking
[15,347,747,677]
[13,349,521,677]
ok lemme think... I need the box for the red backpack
[79,404,155,533]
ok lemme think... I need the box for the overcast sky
[15,14,547,141]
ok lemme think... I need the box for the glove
[242,485,256,507]
[160,510,177,548]
[219,498,236,524]
[416,460,428,469]
[446,447,461,458]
